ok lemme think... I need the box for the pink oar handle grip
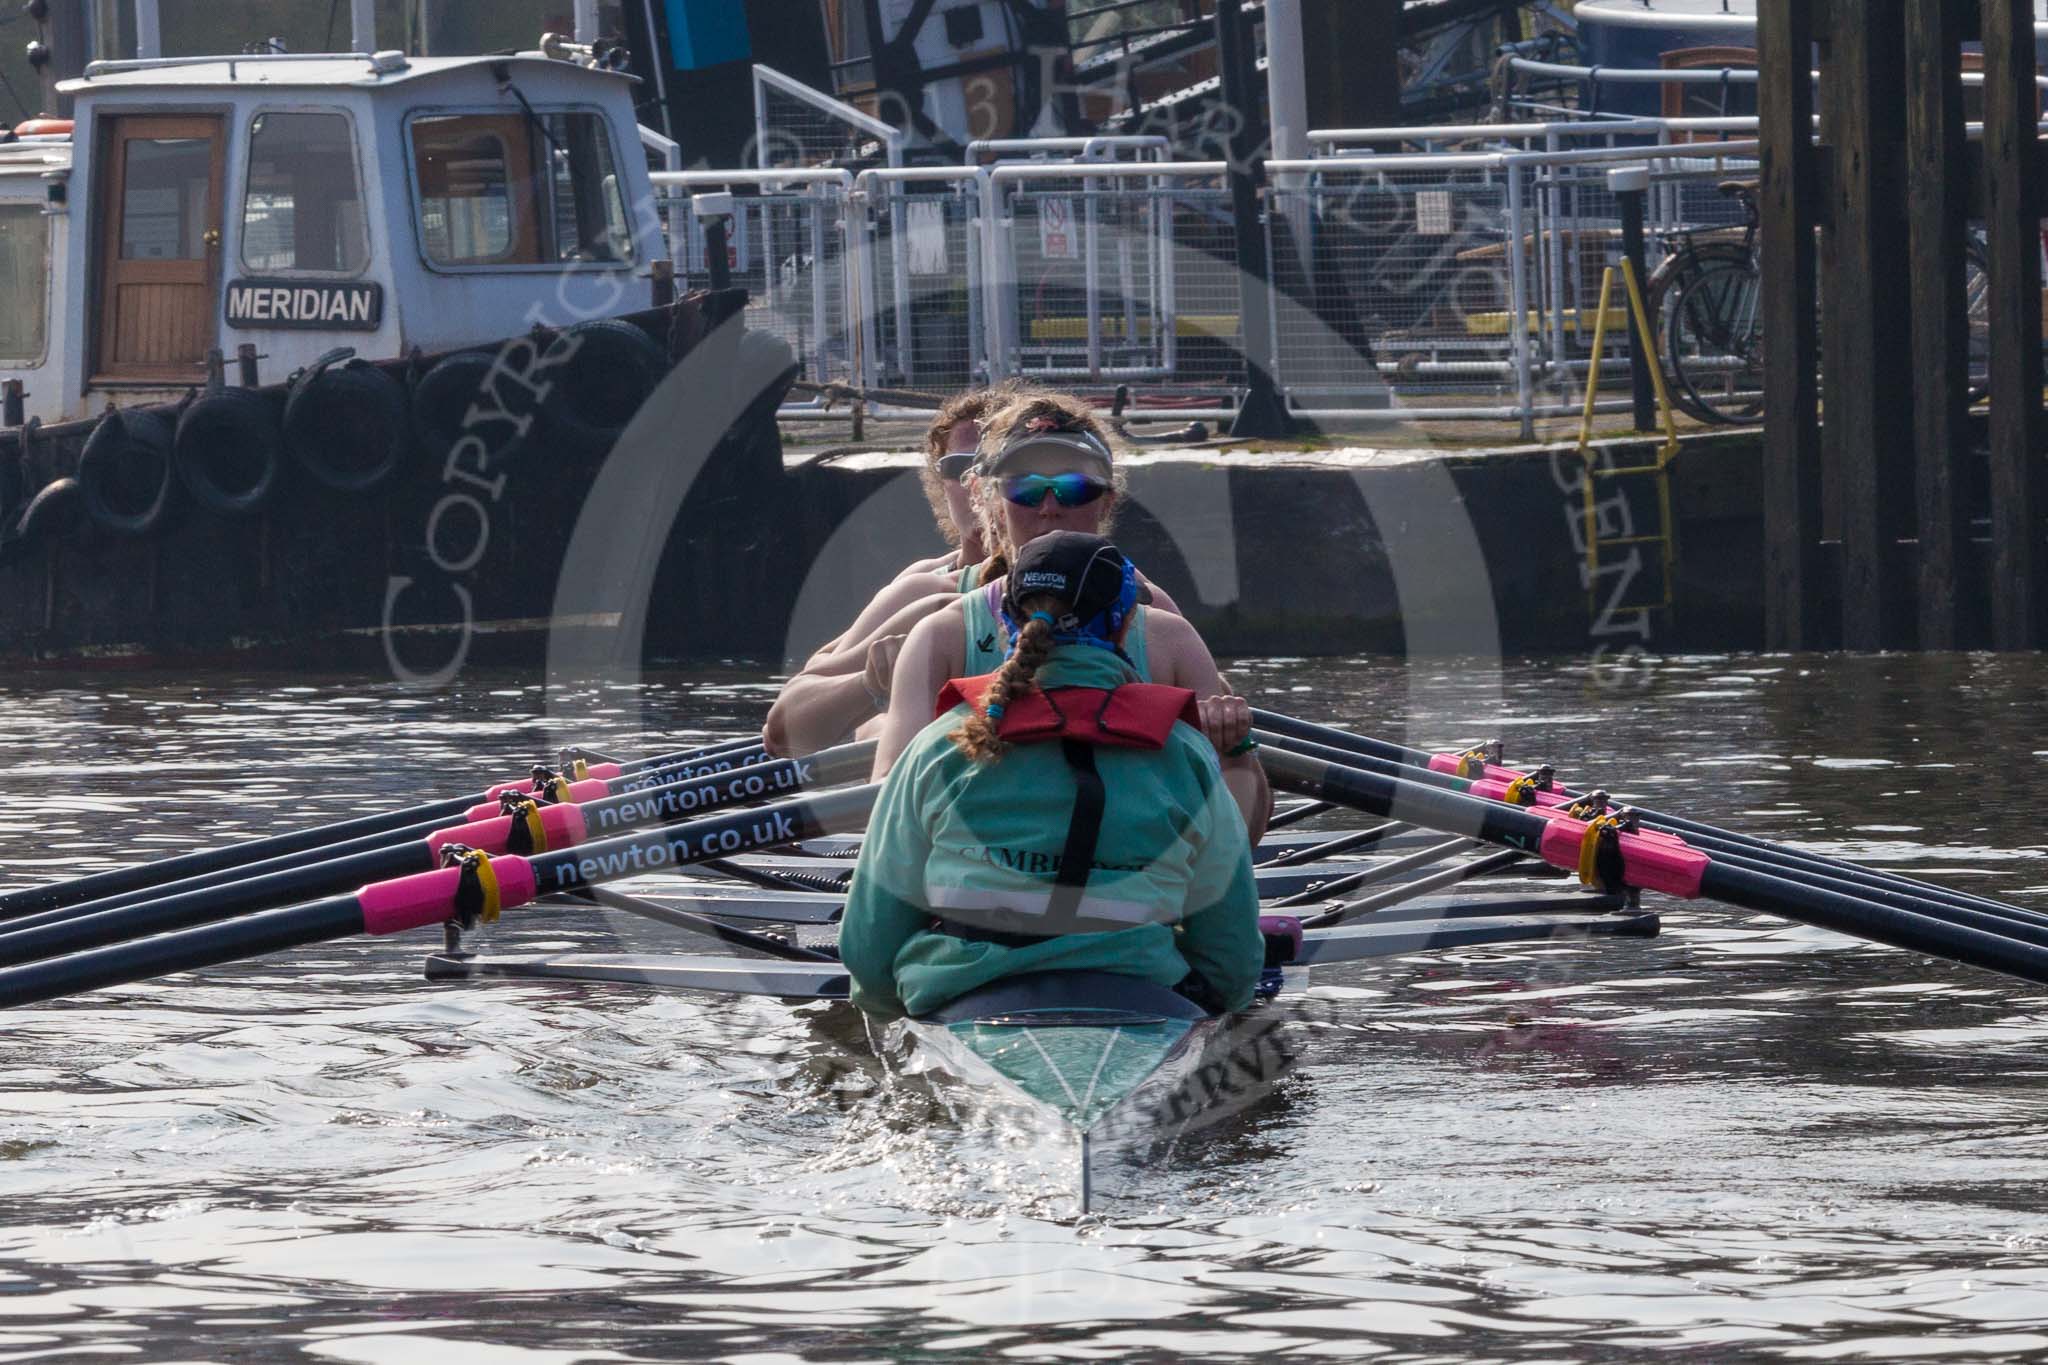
[359,855,539,936]
[1428,753,1525,784]
[463,778,610,821]
[1466,776,1571,809]
[1536,816,1709,898]
[482,764,623,800]
[424,802,588,860]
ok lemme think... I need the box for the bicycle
[1647,180,1992,424]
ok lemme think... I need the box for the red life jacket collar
[935,675,1198,750]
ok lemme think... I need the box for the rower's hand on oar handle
[862,633,908,713]
[1199,695,1253,759]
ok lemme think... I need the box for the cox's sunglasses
[1000,471,1112,509]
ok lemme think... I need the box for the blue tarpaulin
[665,0,753,70]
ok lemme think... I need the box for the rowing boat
[18,712,2037,1214]
[426,837,1660,1215]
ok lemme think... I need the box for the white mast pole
[132,0,161,59]
[1262,0,1313,275]
[574,0,600,43]
[351,0,376,52]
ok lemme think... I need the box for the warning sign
[907,201,949,275]
[1039,196,1078,260]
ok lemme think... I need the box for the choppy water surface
[4,655,2048,1362]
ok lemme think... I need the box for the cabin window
[1659,46,1760,129]
[410,110,633,269]
[241,111,369,275]
[0,203,48,361]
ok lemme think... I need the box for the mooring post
[236,343,259,388]
[1905,0,1972,650]
[2,380,22,429]
[1820,0,1914,650]
[651,258,675,309]
[1758,0,1823,650]
[1982,0,2043,648]
[1215,0,1291,439]
[1609,167,1657,434]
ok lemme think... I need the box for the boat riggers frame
[1258,745,2048,988]
[0,734,775,921]
[0,784,884,1010]
[0,742,872,970]
[1250,712,2048,934]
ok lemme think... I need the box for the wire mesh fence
[648,135,1772,426]
[752,64,903,173]
[658,177,859,391]
[995,173,1245,397]
[860,176,984,391]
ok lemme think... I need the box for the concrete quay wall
[772,430,1768,668]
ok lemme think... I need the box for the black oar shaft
[0,894,367,1009]
[0,735,769,921]
[1262,746,2048,988]
[0,782,882,1010]
[1254,726,2048,933]
[0,843,429,967]
[8,744,865,956]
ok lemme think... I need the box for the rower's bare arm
[872,607,962,779]
[1148,612,1272,844]
[766,587,958,756]
[803,578,954,674]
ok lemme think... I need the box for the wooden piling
[1758,0,1823,650]
[1905,0,1972,650]
[1821,0,1915,650]
[1981,0,2044,648]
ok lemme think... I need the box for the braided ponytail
[949,596,1058,761]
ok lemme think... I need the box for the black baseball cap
[1003,531,1152,635]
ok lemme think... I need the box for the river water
[3,654,2047,1363]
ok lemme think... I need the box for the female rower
[839,532,1263,1021]
[766,384,1038,756]
[870,392,1269,842]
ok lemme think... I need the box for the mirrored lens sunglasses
[1000,472,1112,509]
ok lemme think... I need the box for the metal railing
[652,136,1773,429]
[752,63,905,173]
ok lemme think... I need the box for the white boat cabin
[0,48,667,425]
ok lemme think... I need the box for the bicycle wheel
[1965,233,1991,404]
[1661,244,1764,424]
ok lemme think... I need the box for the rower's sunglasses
[1000,471,1112,509]
[935,452,975,482]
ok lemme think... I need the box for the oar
[11,738,839,932]
[1260,745,2048,987]
[0,784,881,1010]
[0,743,872,969]
[0,734,772,921]
[1252,718,2048,934]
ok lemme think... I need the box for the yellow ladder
[1575,258,1681,617]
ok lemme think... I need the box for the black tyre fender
[14,475,82,543]
[77,407,180,536]
[538,318,670,450]
[412,348,541,467]
[732,329,799,427]
[285,356,411,494]
[174,388,284,517]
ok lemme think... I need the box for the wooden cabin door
[95,115,224,380]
